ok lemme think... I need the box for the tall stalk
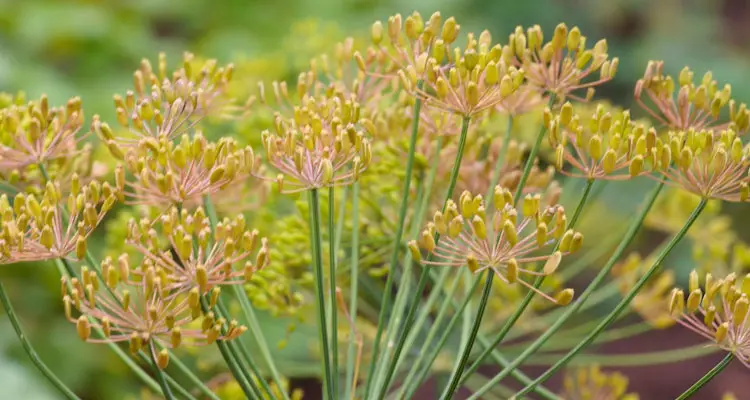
[328,186,339,397]
[342,183,360,400]
[0,282,81,400]
[149,349,175,400]
[363,80,424,398]
[676,353,733,400]
[461,181,665,384]
[308,189,334,399]
[512,198,708,398]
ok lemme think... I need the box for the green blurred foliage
[1,0,749,398]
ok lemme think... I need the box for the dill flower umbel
[107,129,255,207]
[507,24,617,101]
[548,102,656,180]
[107,52,238,146]
[123,206,270,296]
[0,180,116,264]
[669,270,750,368]
[260,93,372,193]
[62,263,246,369]
[654,128,750,201]
[415,187,579,304]
[0,94,86,172]
[612,253,675,329]
[635,61,750,133]
[561,365,639,400]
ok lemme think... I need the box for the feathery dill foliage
[0,10,748,400]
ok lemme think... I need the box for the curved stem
[308,189,334,399]
[439,272,494,399]
[0,282,81,400]
[343,183,360,400]
[328,186,339,398]
[364,79,424,398]
[149,347,174,400]
[513,197,708,398]
[463,181,663,386]
[676,353,733,400]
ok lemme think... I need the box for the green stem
[328,186,339,398]
[513,95,556,203]
[164,348,221,400]
[374,115,471,398]
[149,348,174,400]
[0,282,81,400]
[486,116,514,200]
[343,183,360,400]
[513,196,708,398]
[308,189,334,399]
[524,342,718,367]
[363,79,424,398]
[676,353,733,400]
[463,181,663,386]
[202,195,288,400]
[439,272,494,399]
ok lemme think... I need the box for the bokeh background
[0,0,750,398]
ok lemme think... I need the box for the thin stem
[676,353,733,400]
[309,189,335,399]
[439,272,494,399]
[486,116,515,200]
[328,186,339,398]
[513,95,556,203]
[149,348,174,400]
[165,349,221,400]
[202,195,288,400]
[364,79,424,398]
[375,115,472,398]
[0,282,81,400]
[513,197,708,398]
[462,181,663,384]
[524,342,717,367]
[343,183,360,400]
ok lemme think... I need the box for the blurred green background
[1,0,749,398]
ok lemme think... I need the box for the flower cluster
[507,24,618,101]
[548,102,656,180]
[104,127,255,206]
[635,61,750,132]
[260,93,372,193]
[0,180,116,263]
[62,262,246,369]
[104,52,238,149]
[561,365,638,400]
[123,206,270,296]
[669,270,750,367]
[611,253,675,329]
[414,187,579,304]
[655,128,750,201]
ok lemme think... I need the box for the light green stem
[149,348,174,400]
[328,186,339,398]
[524,342,718,367]
[513,197,708,398]
[308,189,334,399]
[462,181,664,385]
[343,183,360,400]
[676,353,733,400]
[486,115,514,200]
[0,282,81,400]
[363,79,424,398]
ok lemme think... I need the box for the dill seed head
[123,206,270,296]
[547,102,656,181]
[419,187,579,304]
[669,270,750,368]
[655,128,750,201]
[259,93,372,193]
[0,180,117,264]
[561,365,638,400]
[105,52,238,146]
[114,133,255,206]
[635,61,750,133]
[0,94,87,172]
[507,24,617,102]
[611,253,676,329]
